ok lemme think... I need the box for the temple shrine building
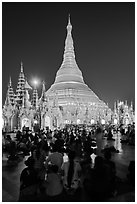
[2,17,134,132]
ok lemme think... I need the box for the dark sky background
[2,2,135,109]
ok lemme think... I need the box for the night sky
[2,2,135,109]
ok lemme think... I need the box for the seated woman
[45,164,64,201]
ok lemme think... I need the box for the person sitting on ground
[45,164,64,201]
[17,138,30,156]
[45,144,63,172]
[19,156,37,201]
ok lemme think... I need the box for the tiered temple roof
[15,62,26,104]
[6,77,15,106]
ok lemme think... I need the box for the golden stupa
[46,16,111,124]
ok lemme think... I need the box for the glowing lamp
[91,119,94,124]
[114,119,118,125]
[77,119,80,124]
[34,120,38,124]
[101,119,105,125]
[125,118,129,126]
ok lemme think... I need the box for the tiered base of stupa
[46,82,112,126]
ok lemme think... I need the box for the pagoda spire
[4,92,12,107]
[54,15,85,84]
[5,77,15,106]
[40,81,46,102]
[22,79,32,108]
[130,101,133,111]
[114,101,117,113]
[62,14,75,64]
[32,87,39,109]
[9,76,12,86]
[21,61,23,73]
[15,62,25,105]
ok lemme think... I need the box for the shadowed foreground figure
[61,150,82,201]
[44,164,64,201]
[83,156,112,201]
[19,157,37,201]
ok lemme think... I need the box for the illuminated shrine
[2,16,134,132]
[46,16,112,125]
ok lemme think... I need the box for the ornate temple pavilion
[3,16,134,131]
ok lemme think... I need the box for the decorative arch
[2,116,7,131]
[21,117,31,130]
[44,115,51,129]
[11,114,18,131]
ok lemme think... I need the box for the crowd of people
[2,123,135,201]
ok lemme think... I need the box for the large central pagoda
[46,16,111,124]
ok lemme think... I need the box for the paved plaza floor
[2,132,135,202]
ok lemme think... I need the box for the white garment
[90,153,97,168]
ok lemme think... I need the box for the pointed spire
[125,100,128,106]
[9,76,12,87]
[6,77,15,106]
[39,81,46,102]
[4,93,12,107]
[32,87,39,108]
[54,15,84,84]
[114,101,117,113]
[21,61,23,73]
[64,14,74,58]
[130,101,133,111]
[16,62,25,105]
[67,14,72,33]
[42,81,46,93]
[22,94,25,108]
